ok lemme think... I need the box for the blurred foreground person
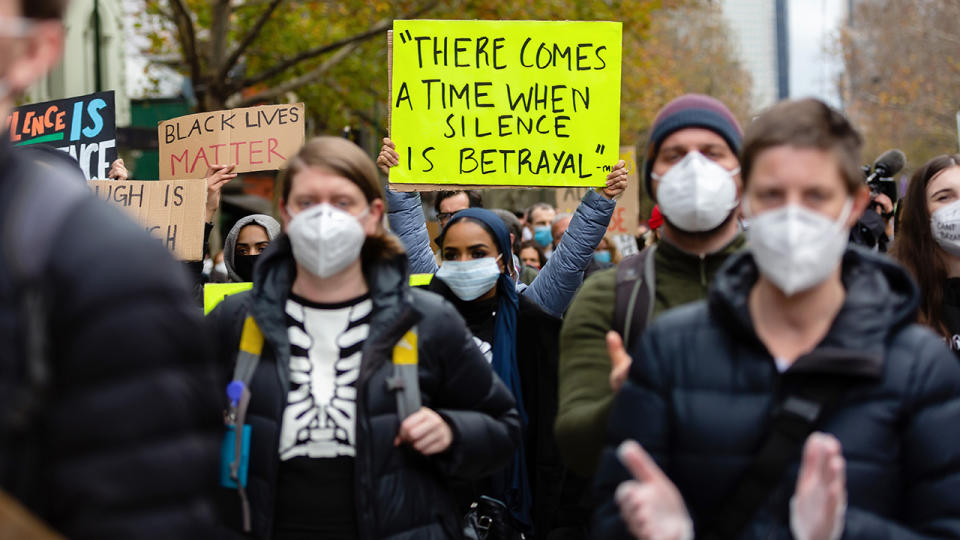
[207,137,519,539]
[0,0,222,537]
[892,154,960,352]
[594,98,960,539]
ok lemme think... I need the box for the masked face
[436,256,503,301]
[927,167,960,257]
[746,199,853,296]
[652,151,740,232]
[743,145,862,296]
[286,203,368,279]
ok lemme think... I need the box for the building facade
[719,0,790,111]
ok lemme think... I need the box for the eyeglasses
[437,212,455,225]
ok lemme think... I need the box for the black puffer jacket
[207,235,521,539]
[0,141,222,538]
[594,247,960,539]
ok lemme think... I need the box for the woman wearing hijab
[431,208,575,537]
[222,214,282,282]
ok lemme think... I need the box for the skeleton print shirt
[273,293,371,538]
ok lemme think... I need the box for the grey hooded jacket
[222,214,281,282]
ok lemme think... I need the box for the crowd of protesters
[4,1,960,540]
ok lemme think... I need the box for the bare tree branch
[217,0,285,81]
[234,0,438,91]
[233,42,360,107]
[210,0,232,68]
[169,0,201,86]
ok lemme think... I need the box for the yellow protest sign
[204,282,254,315]
[389,20,622,189]
[555,146,640,236]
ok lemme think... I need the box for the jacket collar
[709,245,920,379]
[655,233,745,279]
[250,234,420,348]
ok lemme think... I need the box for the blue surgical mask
[533,225,553,248]
[593,250,612,264]
[436,256,502,301]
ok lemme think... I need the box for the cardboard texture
[158,103,305,180]
[555,146,640,236]
[88,179,207,261]
[5,90,117,179]
[388,20,622,189]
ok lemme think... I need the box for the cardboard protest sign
[158,103,305,180]
[6,90,117,179]
[204,282,253,315]
[88,179,207,260]
[555,146,640,236]
[389,20,622,189]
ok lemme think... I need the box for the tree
[838,0,960,170]
[138,1,750,149]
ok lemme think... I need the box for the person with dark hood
[430,207,572,537]
[207,136,519,539]
[222,214,281,282]
[593,98,960,540]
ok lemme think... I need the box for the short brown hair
[22,0,68,19]
[280,136,403,264]
[741,98,863,194]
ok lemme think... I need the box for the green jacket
[554,234,745,476]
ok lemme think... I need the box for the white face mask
[652,151,740,232]
[436,256,502,301]
[286,203,367,279]
[745,199,853,296]
[930,200,960,257]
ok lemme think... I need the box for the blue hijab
[440,208,531,528]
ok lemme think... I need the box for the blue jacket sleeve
[385,188,439,275]
[523,189,615,317]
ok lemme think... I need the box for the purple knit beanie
[643,94,743,197]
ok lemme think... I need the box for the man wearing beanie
[555,94,745,478]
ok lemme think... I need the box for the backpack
[611,245,657,352]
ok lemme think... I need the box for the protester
[0,1,223,537]
[892,153,960,351]
[520,240,548,271]
[527,202,557,249]
[378,137,628,318]
[594,98,960,539]
[221,214,281,282]
[429,207,571,536]
[436,189,483,227]
[207,137,520,539]
[556,94,745,477]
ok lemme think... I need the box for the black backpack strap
[612,245,657,351]
[702,380,850,540]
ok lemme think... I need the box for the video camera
[863,149,905,208]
